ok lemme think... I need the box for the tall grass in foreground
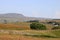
[23,30,60,38]
[0,23,30,30]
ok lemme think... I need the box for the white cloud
[32,10,40,17]
[54,10,60,18]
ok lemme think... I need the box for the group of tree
[30,22,60,30]
[27,20,39,23]
[30,22,47,30]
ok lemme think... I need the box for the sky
[0,0,60,19]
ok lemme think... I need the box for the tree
[52,27,60,30]
[30,22,46,30]
[27,20,39,23]
[4,20,7,24]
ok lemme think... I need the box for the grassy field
[0,22,30,30]
[0,30,60,40]
[0,22,54,30]
[0,34,60,40]
[0,22,60,40]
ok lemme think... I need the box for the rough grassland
[0,22,30,30]
[0,22,54,30]
[0,30,60,40]
[0,22,60,40]
[0,34,60,40]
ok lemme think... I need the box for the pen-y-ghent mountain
[0,13,53,23]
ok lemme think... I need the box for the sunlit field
[0,22,60,40]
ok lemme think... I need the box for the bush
[27,20,39,23]
[52,27,60,30]
[30,23,46,30]
[24,34,57,38]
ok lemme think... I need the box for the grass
[23,30,58,38]
[0,22,30,30]
[0,34,60,40]
[24,34,58,38]
[0,29,59,38]
[0,29,60,40]
[0,22,60,40]
[6,30,59,38]
[51,30,60,37]
[0,22,55,30]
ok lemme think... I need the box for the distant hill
[53,19,60,22]
[0,13,52,23]
[0,13,25,18]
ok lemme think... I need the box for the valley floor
[0,29,60,40]
[0,35,60,40]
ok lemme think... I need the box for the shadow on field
[24,34,59,38]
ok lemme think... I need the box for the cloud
[54,10,60,18]
[32,10,40,17]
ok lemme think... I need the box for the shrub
[52,27,60,30]
[27,20,39,23]
[4,20,7,24]
[30,23,46,30]
[24,34,57,38]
